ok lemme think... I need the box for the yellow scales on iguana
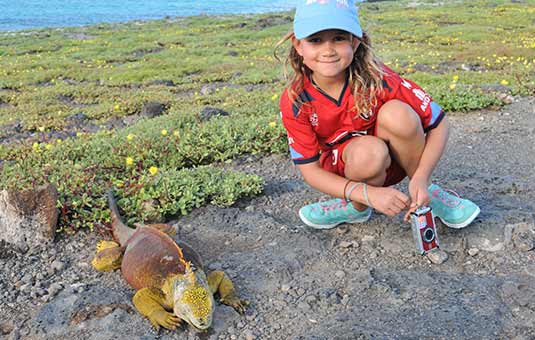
[91,190,248,331]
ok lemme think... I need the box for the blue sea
[0,0,299,32]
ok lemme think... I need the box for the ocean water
[0,0,298,32]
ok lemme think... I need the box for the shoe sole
[437,206,480,229]
[298,208,372,230]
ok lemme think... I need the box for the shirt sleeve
[381,67,445,132]
[279,89,320,164]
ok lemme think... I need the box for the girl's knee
[343,136,390,178]
[377,100,422,139]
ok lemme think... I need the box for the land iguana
[91,190,248,331]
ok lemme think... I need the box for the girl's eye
[334,35,349,42]
[307,37,321,43]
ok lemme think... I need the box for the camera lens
[423,228,435,243]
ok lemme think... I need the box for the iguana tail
[108,189,135,246]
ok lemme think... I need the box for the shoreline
[0,9,294,34]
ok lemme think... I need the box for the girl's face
[292,29,360,83]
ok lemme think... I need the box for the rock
[51,260,65,272]
[467,248,479,257]
[243,329,256,340]
[199,106,230,121]
[0,184,59,249]
[496,93,514,104]
[140,102,166,118]
[513,230,535,252]
[426,249,449,264]
[65,112,89,126]
[47,282,63,297]
[505,222,535,252]
[334,270,346,279]
[338,241,353,248]
[0,321,14,335]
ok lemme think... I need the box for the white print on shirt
[288,136,295,145]
[401,79,412,89]
[332,149,339,166]
[412,88,431,111]
[309,113,319,127]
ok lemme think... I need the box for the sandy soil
[1,96,534,340]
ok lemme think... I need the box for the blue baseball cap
[293,0,363,40]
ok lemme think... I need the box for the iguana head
[91,247,124,271]
[172,262,214,330]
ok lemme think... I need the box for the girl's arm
[297,162,410,217]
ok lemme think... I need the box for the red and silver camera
[409,206,439,255]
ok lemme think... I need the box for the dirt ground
[1,96,535,340]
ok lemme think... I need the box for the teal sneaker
[428,184,480,229]
[298,198,372,229]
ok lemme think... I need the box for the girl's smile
[292,29,360,88]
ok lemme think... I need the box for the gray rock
[140,102,166,118]
[200,106,230,121]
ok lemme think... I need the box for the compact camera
[410,206,439,255]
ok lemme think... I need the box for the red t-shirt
[280,66,445,164]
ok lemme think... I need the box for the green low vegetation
[0,0,533,232]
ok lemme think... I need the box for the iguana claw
[148,310,182,331]
[220,294,249,314]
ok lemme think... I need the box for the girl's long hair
[275,31,384,118]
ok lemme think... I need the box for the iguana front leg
[133,287,182,331]
[96,240,120,252]
[207,271,249,314]
[91,241,124,271]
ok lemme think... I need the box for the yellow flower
[500,79,509,85]
[173,130,180,137]
[149,166,158,175]
[452,75,459,81]
[114,104,120,110]
[160,129,168,136]
[45,144,52,150]
[449,83,456,90]
[56,139,62,144]
[76,132,84,137]
[116,180,124,188]
[127,133,135,141]
[38,126,45,132]
[32,142,40,151]
[271,93,278,101]
[125,157,134,166]
[268,121,277,129]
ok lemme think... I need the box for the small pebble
[334,270,346,279]
[426,249,449,264]
[339,241,352,248]
[467,248,479,257]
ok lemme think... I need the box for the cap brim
[294,15,362,40]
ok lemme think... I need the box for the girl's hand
[367,186,410,217]
[404,176,431,221]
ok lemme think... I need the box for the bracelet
[343,179,353,201]
[345,182,363,202]
[362,183,373,208]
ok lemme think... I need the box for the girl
[277,0,480,229]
